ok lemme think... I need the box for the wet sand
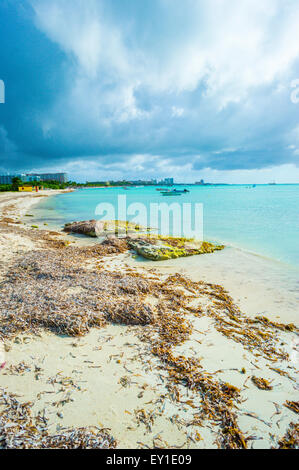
[0,192,298,449]
[125,247,299,325]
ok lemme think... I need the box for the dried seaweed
[269,367,295,382]
[251,376,273,390]
[276,423,299,449]
[0,248,153,339]
[284,401,299,414]
[0,389,116,449]
[0,222,297,450]
[3,362,31,376]
[202,284,290,362]
[253,316,298,333]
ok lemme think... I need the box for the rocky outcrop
[127,237,224,261]
[63,220,145,237]
[127,239,177,261]
[63,219,225,260]
[64,219,99,237]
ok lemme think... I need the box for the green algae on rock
[63,220,224,260]
[127,236,224,261]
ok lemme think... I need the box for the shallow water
[125,246,299,324]
[32,184,299,268]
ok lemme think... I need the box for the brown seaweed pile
[199,284,293,362]
[251,376,273,390]
[0,389,116,449]
[0,248,153,340]
[253,316,297,332]
[277,423,299,449]
[0,219,129,254]
[140,307,248,449]
[160,274,295,362]
[0,237,297,449]
[152,347,247,449]
[284,401,299,414]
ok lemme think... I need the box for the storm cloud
[0,0,299,182]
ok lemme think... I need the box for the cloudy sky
[0,0,299,183]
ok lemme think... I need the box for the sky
[0,0,299,183]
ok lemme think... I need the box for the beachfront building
[0,175,13,184]
[158,177,174,185]
[127,179,158,185]
[0,174,28,184]
[25,175,41,182]
[26,173,67,183]
[0,173,67,184]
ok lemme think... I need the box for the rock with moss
[127,237,224,261]
[62,220,224,260]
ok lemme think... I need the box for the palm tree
[11,176,23,191]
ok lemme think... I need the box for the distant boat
[161,191,182,196]
[160,188,190,196]
[160,188,190,194]
[268,181,276,185]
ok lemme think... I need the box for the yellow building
[18,186,33,192]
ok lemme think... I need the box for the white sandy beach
[0,191,298,449]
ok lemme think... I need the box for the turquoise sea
[33,184,299,269]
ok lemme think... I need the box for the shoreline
[24,190,299,325]
[28,186,299,271]
[0,189,72,220]
[0,191,298,449]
